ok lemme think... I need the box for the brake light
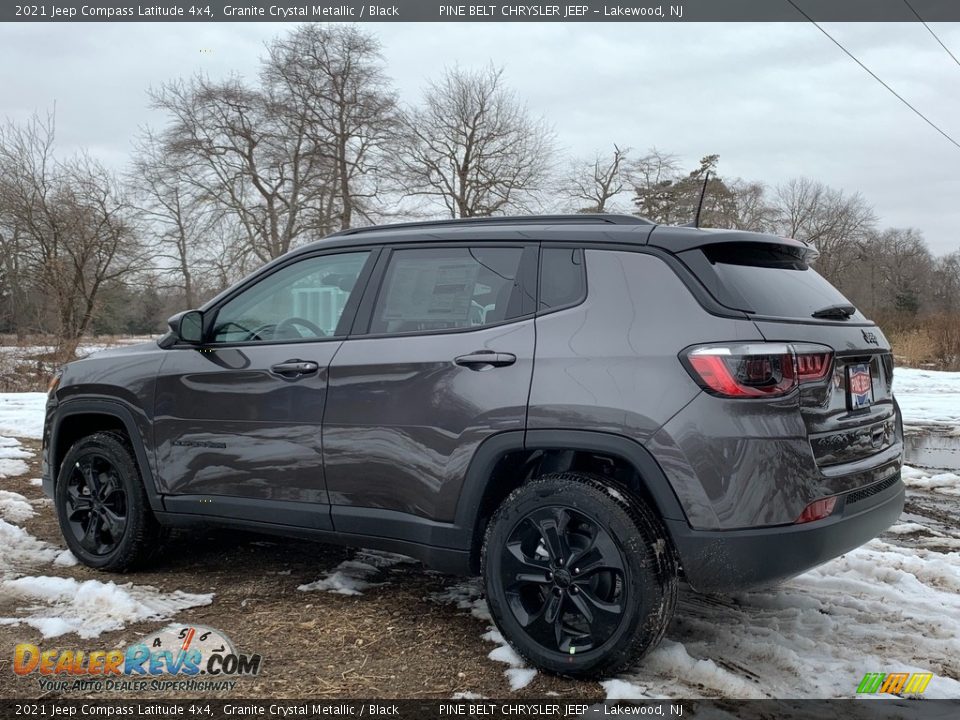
[795,496,837,524]
[683,343,833,398]
[796,351,831,381]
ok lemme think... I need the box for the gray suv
[43,214,904,678]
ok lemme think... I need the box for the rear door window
[369,247,526,335]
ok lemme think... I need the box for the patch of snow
[0,576,214,639]
[504,668,537,691]
[29,478,43,487]
[432,581,537,692]
[0,435,33,478]
[602,679,665,701]
[901,466,960,495]
[887,522,929,535]
[53,550,78,567]
[0,394,46,440]
[451,692,486,700]
[610,539,960,699]
[894,368,960,428]
[297,550,413,596]
[0,518,59,578]
[298,560,382,596]
[0,490,35,523]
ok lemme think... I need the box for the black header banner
[5,0,960,23]
[3,700,960,719]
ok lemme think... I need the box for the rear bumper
[666,473,904,593]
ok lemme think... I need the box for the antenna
[693,170,710,228]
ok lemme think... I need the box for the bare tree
[0,112,142,357]
[131,130,225,308]
[263,24,398,230]
[772,178,876,282]
[727,179,777,232]
[560,145,630,213]
[628,148,680,222]
[150,74,337,262]
[396,65,555,218]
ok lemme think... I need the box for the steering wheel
[274,316,327,340]
[245,323,277,342]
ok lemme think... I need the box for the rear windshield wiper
[811,303,856,319]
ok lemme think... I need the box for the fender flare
[453,429,688,549]
[50,398,165,513]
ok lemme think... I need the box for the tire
[481,472,677,679]
[54,431,164,572]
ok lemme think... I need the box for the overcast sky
[2,21,959,255]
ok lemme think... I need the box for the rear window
[682,242,862,320]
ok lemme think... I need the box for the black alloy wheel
[55,431,164,571]
[502,505,626,655]
[482,472,677,678]
[64,452,129,556]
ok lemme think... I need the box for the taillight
[682,342,833,399]
[795,496,838,524]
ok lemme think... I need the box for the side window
[370,247,524,335]
[211,251,370,344]
[539,248,586,311]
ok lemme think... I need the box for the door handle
[454,351,517,369]
[270,360,320,378]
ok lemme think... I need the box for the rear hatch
[672,234,898,469]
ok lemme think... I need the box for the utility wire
[785,0,960,152]
[903,0,960,69]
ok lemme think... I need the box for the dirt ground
[0,439,605,701]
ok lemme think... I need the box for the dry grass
[0,335,155,392]
[888,314,960,371]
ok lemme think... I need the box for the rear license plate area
[847,362,873,410]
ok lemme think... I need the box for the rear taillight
[682,342,833,399]
[795,496,838,524]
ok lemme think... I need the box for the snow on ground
[0,412,211,638]
[894,367,960,428]
[0,576,213,639]
[0,489,36,523]
[0,435,34,478]
[297,550,416,596]
[902,465,960,495]
[0,395,46,440]
[0,518,60,578]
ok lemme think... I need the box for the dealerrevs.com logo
[13,624,261,693]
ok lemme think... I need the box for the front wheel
[481,472,677,679]
[54,431,164,572]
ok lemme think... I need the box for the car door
[323,242,537,537]
[154,249,376,528]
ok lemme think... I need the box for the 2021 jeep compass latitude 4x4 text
[43,214,904,678]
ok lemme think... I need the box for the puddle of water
[905,432,960,470]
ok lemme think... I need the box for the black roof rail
[326,214,653,238]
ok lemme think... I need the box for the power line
[785,0,960,153]
[903,0,960,69]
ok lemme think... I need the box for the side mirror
[167,310,204,345]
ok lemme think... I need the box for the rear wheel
[54,431,164,572]
[481,472,677,678]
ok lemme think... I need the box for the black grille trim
[846,475,898,505]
